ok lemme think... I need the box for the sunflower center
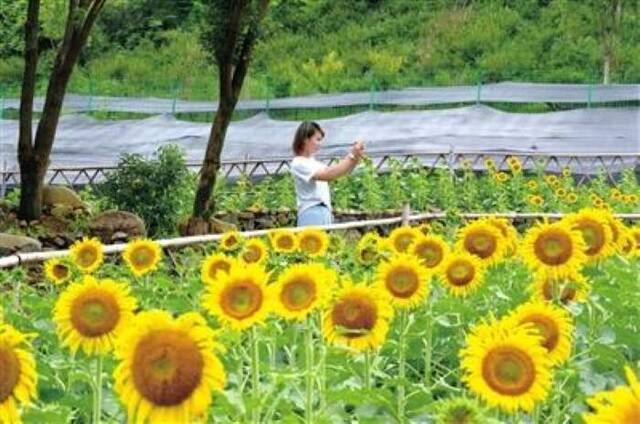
[534,230,572,265]
[332,295,378,338]
[131,246,155,268]
[53,264,69,280]
[224,236,238,248]
[445,406,474,424]
[385,266,420,298]
[464,231,497,259]
[415,241,443,268]
[208,260,230,280]
[300,236,321,254]
[0,347,20,402]
[220,281,263,320]
[519,314,560,352]
[394,234,414,253]
[242,246,262,263]
[70,291,121,337]
[575,220,605,256]
[447,260,475,286]
[77,246,98,268]
[482,346,536,396]
[359,247,377,263]
[280,278,317,311]
[132,329,204,407]
[276,236,294,250]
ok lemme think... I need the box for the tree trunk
[18,158,46,220]
[192,100,237,217]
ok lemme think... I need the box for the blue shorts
[297,204,333,227]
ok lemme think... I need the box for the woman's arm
[312,153,359,182]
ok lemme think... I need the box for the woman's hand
[350,140,366,160]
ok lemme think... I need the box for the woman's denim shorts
[297,204,333,227]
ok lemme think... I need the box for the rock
[111,231,129,243]
[89,210,146,243]
[53,236,66,248]
[209,218,237,234]
[19,220,27,228]
[0,233,42,256]
[50,204,75,219]
[42,185,87,209]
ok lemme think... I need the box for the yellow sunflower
[504,301,574,366]
[268,229,297,253]
[44,258,72,285]
[113,310,226,424]
[0,324,38,423]
[530,272,591,304]
[356,232,383,265]
[122,239,162,277]
[460,319,552,413]
[520,220,587,278]
[297,227,330,257]
[416,222,431,235]
[565,209,615,261]
[271,263,337,320]
[440,252,486,297]
[527,180,538,190]
[494,172,509,183]
[53,276,137,356]
[619,226,639,257]
[202,264,272,331]
[486,217,519,256]
[69,237,104,274]
[322,281,393,352]
[408,234,450,271]
[375,254,430,309]
[527,195,544,207]
[583,365,640,424]
[200,253,235,286]
[456,220,507,266]
[484,158,496,170]
[219,230,242,252]
[625,193,639,204]
[545,175,559,186]
[387,226,420,254]
[240,238,269,265]
[565,192,578,204]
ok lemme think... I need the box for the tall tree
[18,0,106,220]
[187,0,270,231]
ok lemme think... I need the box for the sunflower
[417,222,431,235]
[271,263,337,320]
[297,227,330,257]
[544,175,559,186]
[582,365,640,424]
[219,230,242,252]
[44,258,72,285]
[565,192,578,204]
[0,324,38,423]
[460,319,552,413]
[322,281,393,352]
[494,172,509,183]
[521,220,587,278]
[200,253,235,286]
[527,195,544,207]
[456,220,507,266]
[486,217,519,256]
[507,157,522,174]
[625,193,639,204]
[268,229,297,253]
[484,158,496,170]
[408,234,450,272]
[356,232,383,266]
[527,180,538,191]
[505,301,574,366]
[202,264,272,331]
[375,254,430,309]
[628,227,640,256]
[122,239,162,277]
[113,310,226,424]
[565,209,615,261]
[53,276,137,356]
[440,252,486,297]
[555,188,567,199]
[530,272,590,304]
[69,237,104,274]
[387,226,420,254]
[240,238,269,265]
[433,396,493,424]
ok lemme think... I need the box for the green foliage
[95,145,194,237]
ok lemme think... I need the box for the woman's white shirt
[290,156,332,213]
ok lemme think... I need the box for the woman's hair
[292,121,324,155]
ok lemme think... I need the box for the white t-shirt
[290,156,332,213]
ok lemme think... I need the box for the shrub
[96,145,194,236]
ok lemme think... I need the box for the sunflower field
[1,202,639,423]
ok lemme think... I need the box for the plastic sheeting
[0,105,638,170]
[2,83,639,114]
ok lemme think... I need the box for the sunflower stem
[398,309,407,422]
[363,350,372,389]
[304,317,314,424]
[423,303,433,389]
[93,355,103,424]
[250,326,261,424]
[317,312,327,411]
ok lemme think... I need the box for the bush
[96,145,194,236]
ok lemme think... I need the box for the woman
[290,121,364,226]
